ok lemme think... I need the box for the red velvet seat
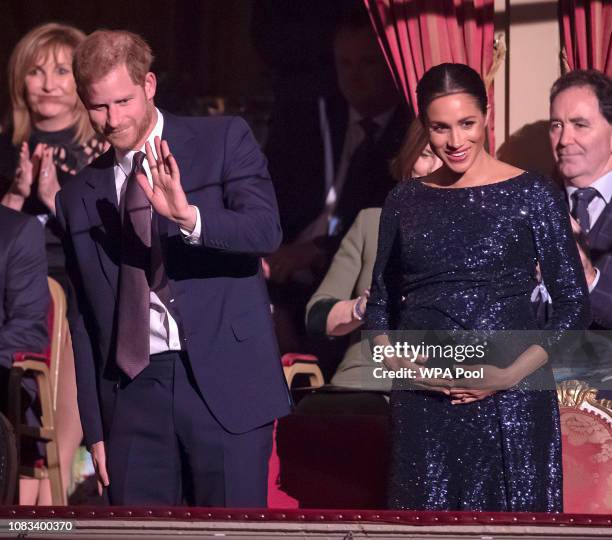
[268,353,389,509]
[559,380,612,514]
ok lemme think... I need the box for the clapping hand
[13,142,44,199]
[7,143,60,214]
[2,142,45,211]
[37,145,61,214]
[137,136,196,232]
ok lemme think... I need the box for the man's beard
[106,105,154,152]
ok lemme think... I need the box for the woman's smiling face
[425,92,489,175]
[24,46,78,126]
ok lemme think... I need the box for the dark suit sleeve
[0,216,49,369]
[590,255,612,329]
[199,117,283,255]
[532,179,591,349]
[55,192,104,446]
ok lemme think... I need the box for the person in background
[0,206,49,504]
[305,119,441,398]
[264,7,410,359]
[548,69,612,391]
[0,22,105,504]
[1,23,106,213]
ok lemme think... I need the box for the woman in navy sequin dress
[365,64,590,512]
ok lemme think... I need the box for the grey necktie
[116,152,151,379]
[571,187,598,234]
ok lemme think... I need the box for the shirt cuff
[588,267,601,293]
[179,205,202,245]
[306,298,340,336]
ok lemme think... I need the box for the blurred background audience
[262,8,411,369]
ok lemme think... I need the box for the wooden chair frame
[281,353,324,389]
[7,277,67,505]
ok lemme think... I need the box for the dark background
[0,0,362,141]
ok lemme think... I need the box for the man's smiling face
[549,85,612,187]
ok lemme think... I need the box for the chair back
[46,277,67,412]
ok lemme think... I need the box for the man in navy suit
[0,207,48,481]
[56,30,290,506]
[0,207,49,406]
[549,69,612,388]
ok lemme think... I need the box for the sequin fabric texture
[365,172,590,511]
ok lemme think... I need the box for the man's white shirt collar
[565,169,612,204]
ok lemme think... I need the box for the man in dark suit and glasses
[549,69,612,388]
[56,30,290,506]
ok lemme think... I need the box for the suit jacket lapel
[561,185,612,268]
[588,200,612,263]
[82,150,121,296]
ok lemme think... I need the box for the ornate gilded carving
[557,380,612,422]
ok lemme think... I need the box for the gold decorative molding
[484,33,506,91]
[560,46,571,75]
[557,380,612,422]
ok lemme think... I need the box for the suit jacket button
[114,383,120,392]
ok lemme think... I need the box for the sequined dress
[365,172,590,512]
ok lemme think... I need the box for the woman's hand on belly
[449,364,513,404]
[411,369,454,395]
[387,354,454,395]
[449,343,548,404]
